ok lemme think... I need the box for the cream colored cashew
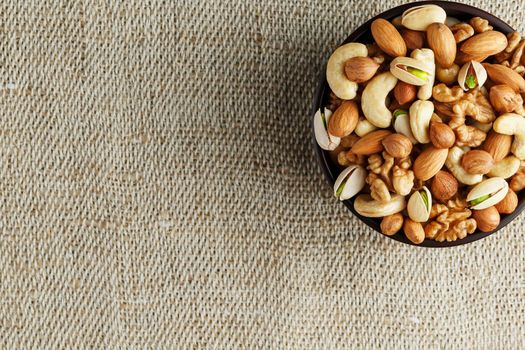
[326,43,368,100]
[409,100,433,143]
[353,194,406,218]
[488,155,521,178]
[361,72,398,128]
[412,49,435,100]
[493,113,525,159]
[354,117,378,137]
[445,146,483,185]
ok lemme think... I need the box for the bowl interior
[314,1,525,247]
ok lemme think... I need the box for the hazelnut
[382,133,413,158]
[461,150,494,175]
[403,218,425,244]
[344,57,380,84]
[400,29,425,50]
[489,84,523,113]
[431,170,458,202]
[393,81,417,105]
[494,189,518,214]
[472,206,500,232]
[429,121,455,149]
[380,213,404,236]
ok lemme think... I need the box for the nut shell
[413,146,448,181]
[429,121,455,148]
[351,130,392,155]
[328,101,359,137]
[431,170,458,202]
[371,18,407,57]
[426,23,456,67]
[483,130,512,162]
[467,177,509,210]
[461,150,495,175]
[494,189,518,214]
[472,206,500,232]
[382,133,413,158]
[344,57,380,83]
[380,213,404,236]
[401,5,446,31]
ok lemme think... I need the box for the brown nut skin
[483,130,513,162]
[394,81,417,105]
[401,29,425,50]
[371,18,407,57]
[483,63,525,93]
[380,213,404,236]
[494,189,518,214]
[413,147,449,181]
[403,218,425,244]
[431,170,458,202]
[489,85,523,114]
[429,121,455,149]
[344,57,380,83]
[426,23,457,68]
[382,133,413,158]
[351,130,392,155]
[327,101,359,137]
[472,206,500,232]
[461,150,495,175]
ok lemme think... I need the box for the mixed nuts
[315,4,525,244]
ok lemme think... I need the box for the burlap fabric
[0,0,524,348]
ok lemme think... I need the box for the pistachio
[314,108,341,150]
[401,4,447,31]
[457,61,487,91]
[407,186,432,222]
[333,165,367,200]
[393,109,417,144]
[466,177,509,210]
[390,57,432,86]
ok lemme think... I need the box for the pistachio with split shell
[407,186,432,222]
[354,194,407,218]
[390,57,432,86]
[458,61,487,91]
[333,165,367,201]
[314,108,340,151]
[393,109,417,144]
[401,4,447,31]
[467,177,509,210]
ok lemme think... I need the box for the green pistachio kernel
[336,179,347,198]
[470,194,491,206]
[465,74,477,89]
[393,109,408,118]
[420,190,429,209]
[407,67,428,81]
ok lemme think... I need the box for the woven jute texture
[1,0,525,348]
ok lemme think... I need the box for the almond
[431,170,458,202]
[344,57,380,83]
[455,51,489,65]
[483,63,525,92]
[461,150,494,174]
[413,146,448,181]
[393,81,417,105]
[327,101,359,137]
[460,30,508,57]
[382,133,412,158]
[489,84,523,113]
[351,130,392,155]
[403,218,424,244]
[401,29,425,50]
[472,206,500,232]
[371,18,407,57]
[429,121,455,149]
[426,23,456,67]
[494,189,518,214]
[483,130,512,162]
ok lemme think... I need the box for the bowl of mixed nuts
[313,1,525,247]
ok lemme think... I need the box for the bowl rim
[313,0,525,247]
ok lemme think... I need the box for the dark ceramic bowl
[314,1,525,247]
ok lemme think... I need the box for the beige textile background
[0,0,524,349]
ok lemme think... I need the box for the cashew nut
[326,43,368,100]
[493,113,525,159]
[353,194,406,218]
[361,72,398,128]
[409,100,434,143]
[412,48,435,100]
[445,146,483,185]
[488,155,521,179]
[354,117,378,137]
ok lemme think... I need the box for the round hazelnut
[382,133,413,158]
[431,171,458,202]
[393,81,417,105]
[472,206,500,232]
[494,189,518,214]
[429,121,455,149]
[461,150,494,175]
[380,213,404,236]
